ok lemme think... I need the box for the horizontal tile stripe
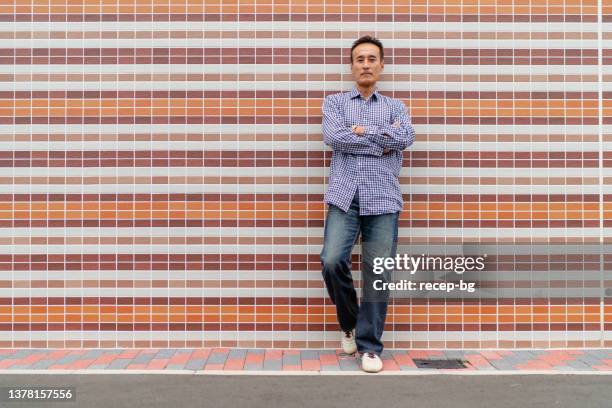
[0,220,603,228]
[0,324,603,332]
[0,14,599,23]
[1,117,600,126]
[0,91,601,98]
[0,296,602,305]
[0,237,602,245]
[1,193,602,202]
[1,133,599,143]
[0,51,599,66]
[1,150,600,159]
[0,30,599,41]
[0,177,600,187]
[0,74,601,85]
[0,253,605,268]
[0,150,602,168]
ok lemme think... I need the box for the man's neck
[356,84,376,100]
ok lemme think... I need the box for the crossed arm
[322,95,416,156]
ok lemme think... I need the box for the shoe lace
[366,352,376,359]
[344,330,353,339]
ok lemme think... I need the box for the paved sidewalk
[0,348,609,374]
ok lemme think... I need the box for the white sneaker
[341,329,357,354]
[361,352,383,373]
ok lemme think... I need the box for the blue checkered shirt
[322,86,416,215]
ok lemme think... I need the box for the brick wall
[0,0,610,348]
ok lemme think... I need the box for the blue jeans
[320,192,399,355]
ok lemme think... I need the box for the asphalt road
[0,374,609,408]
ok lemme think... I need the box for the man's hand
[350,125,365,136]
[351,125,391,154]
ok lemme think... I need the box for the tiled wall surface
[0,0,611,348]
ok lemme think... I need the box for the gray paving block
[262,359,283,370]
[206,351,229,365]
[155,349,178,358]
[564,360,595,370]
[228,349,247,359]
[300,350,319,360]
[162,364,184,370]
[83,350,105,359]
[282,355,301,366]
[443,350,468,359]
[10,350,35,359]
[55,354,83,365]
[583,350,612,358]
[130,353,156,364]
[184,358,207,370]
[246,349,265,355]
[320,364,342,371]
[9,365,33,369]
[339,358,360,371]
[486,360,518,370]
[243,363,264,370]
[575,355,604,365]
[29,359,57,369]
[399,365,420,371]
[107,359,131,369]
[469,363,496,370]
[87,364,109,370]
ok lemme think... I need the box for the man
[320,35,416,373]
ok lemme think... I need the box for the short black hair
[350,35,384,64]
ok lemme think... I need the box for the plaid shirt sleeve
[363,100,416,151]
[322,95,384,156]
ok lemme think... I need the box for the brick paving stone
[83,350,105,359]
[564,360,594,370]
[131,353,156,364]
[155,349,178,359]
[300,350,319,360]
[184,359,208,371]
[206,349,230,365]
[54,354,83,365]
[282,354,301,367]
[87,364,109,370]
[147,359,170,369]
[583,350,612,359]
[442,350,467,359]
[107,359,132,369]
[224,349,247,370]
[319,353,339,366]
[29,359,57,369]
[262,358,283,371]
[301,360,321,371]
[338,357,360,371]
[319,364,342,371]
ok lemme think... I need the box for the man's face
[351,43,384,88]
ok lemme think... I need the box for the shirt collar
[349,86,380,101]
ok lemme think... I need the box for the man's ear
[380,60,384,70]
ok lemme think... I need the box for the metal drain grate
[412,359,469,369]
